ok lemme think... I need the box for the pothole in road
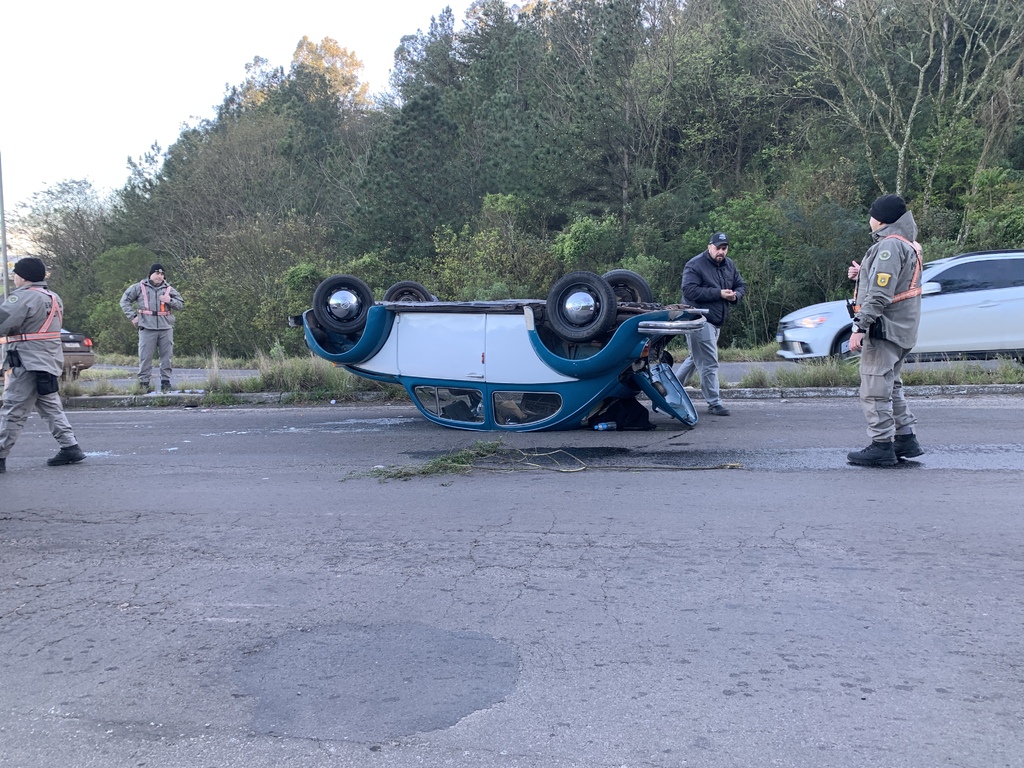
[235,622,519,742]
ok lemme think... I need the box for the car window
[930,258,1024,294]
[414,386,484,424]
[493,391,562,426]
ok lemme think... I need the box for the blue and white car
[294,271,707,431]
[777,250,1024,361]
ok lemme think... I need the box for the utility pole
[0,151,9,298]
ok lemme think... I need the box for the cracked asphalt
[2,396,1023,767]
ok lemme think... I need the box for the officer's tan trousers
[859,337,917,442]
[0,366,78,459]
[138,328,174,384]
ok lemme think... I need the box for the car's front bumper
[775,327,835,360]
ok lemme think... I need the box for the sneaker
[47,444,87,467]
[707,403,731,416]
[847,440,897,467]
[894,433,924,459]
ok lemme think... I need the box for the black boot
[161,379,172,391]
[894,433,924,459]
[139,380,152,393]
[0,457,6,474]
[847,440,897,467]
[47,444,87,466]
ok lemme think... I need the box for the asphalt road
[2,397,1023,768]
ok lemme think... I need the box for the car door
[915,260,1007,355]
[993,256,1024,351]
[395,311,486,381]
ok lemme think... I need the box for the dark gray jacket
[681,251,748,327]
[0,281,64,377]
[852,210,922,350]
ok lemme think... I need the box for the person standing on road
[846,194,925,467]
[0,258,87,474]
[676,232,747,416]
[119,264,184,392]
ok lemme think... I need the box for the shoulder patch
[878,249,892,261]
[6,295,17,303]
[876,273,892,287]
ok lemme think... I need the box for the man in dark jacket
[846,194,924,466]
[0,258,86,473]
[676,232,747,416]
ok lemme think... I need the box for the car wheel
[312,275,374,335]
[832,327,859,360]
[545,271,618,343]
[601,269,654,304]
[383,281,436,303]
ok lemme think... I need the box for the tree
[14,180,109,330]
[757,0,1024,216]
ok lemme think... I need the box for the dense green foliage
[13,0,1024,356]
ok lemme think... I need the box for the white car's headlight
[794,314,831,329]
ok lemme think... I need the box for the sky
[0,0,476,211]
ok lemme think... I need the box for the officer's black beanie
[13,257,46,282]
[149,263,165,276]
[869,194,907,224]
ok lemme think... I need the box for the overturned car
[292,270,707,432]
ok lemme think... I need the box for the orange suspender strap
[137,280,171,316]
[0,287,63,344]
[852,234,923,312]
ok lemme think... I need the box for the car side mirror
[921,281,941,296]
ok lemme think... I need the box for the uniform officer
[119,264,184,392]
[847,194,925,466]
[0,258,86,473]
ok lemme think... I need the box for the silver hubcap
[563,290,597,325]
[327,289,361,321]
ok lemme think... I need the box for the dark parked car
[61,328,95,379]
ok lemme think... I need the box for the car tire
[312,275,374,335]
[832,327,859,360]
[383,281,436,303]
[545,271,618,343]
[601,269,654,304]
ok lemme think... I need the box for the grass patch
[95,352,256,369]
[720,342,781,363]
[901,357,1024,386]
[369,441,505,481]
[79,366,134,380]
[736,355,1024,389]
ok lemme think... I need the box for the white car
[777,250,1024,361]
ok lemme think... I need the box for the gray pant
[138,328,174,384]
[674,322,722,407]
[0,367,78,459]
[859,337,916,441]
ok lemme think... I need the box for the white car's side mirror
[921,281,941,296]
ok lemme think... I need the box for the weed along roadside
[56,360,1024,409]
[5,357,1023,410]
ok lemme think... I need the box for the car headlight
[794,314,831,329]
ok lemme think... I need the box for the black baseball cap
[709,232,729,247]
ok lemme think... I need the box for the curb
[49,383,1024,409]
[717,383,1024,400]
[62,392,289,409]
